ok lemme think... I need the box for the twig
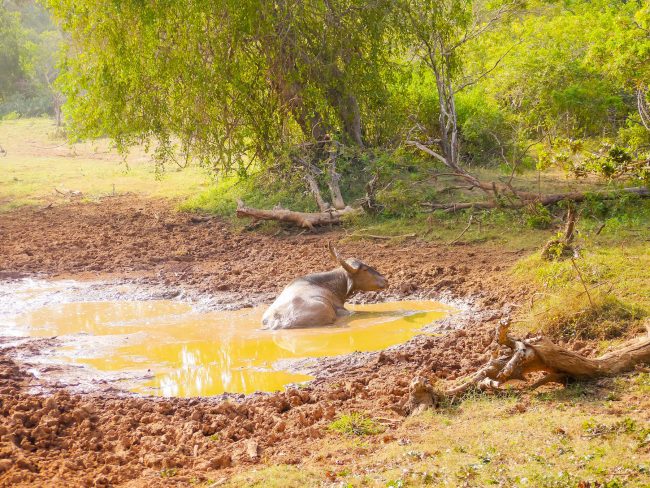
[448,214,474,245]
[32,141,68,150]
[570,257,593,307]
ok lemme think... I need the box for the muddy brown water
[2,280,455,397]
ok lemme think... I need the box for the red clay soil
[0,197,531,487]
[0,197,529,307]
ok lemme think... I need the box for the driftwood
[236,200,359,229]
[408,319,650,413]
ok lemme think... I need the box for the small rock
[15,457,37,472]
[246,439,259,460]
[209,453,231,469]
[0,458,13,473]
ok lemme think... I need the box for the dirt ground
[0,197,532,487]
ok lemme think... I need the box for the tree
[591,2,650,133]
[46,0,395,174]
[0,4,25,102]
[26,30,64,125]
[399,0,520,173]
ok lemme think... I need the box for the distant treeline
[0,0,63,121]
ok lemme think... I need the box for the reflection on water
[6,299,453,396]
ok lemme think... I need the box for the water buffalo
[261,242,388,330]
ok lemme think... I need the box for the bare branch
[405,140,449,166]
[449,214,474,244]
[455,39,522,93]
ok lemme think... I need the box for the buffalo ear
[327,241,358,274]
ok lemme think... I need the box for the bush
[1,111,20,120]
[0,92,53,118]
[524,204,553,229]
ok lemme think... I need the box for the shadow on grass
[534,377,620,404]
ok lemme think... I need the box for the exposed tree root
[408,319,650,413]
[236,199,359,229]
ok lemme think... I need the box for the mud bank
[0,197,531,486]
[0,197,530,308]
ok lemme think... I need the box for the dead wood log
[422,186,650,213]
[236,199,359,229]
[408,319,650,413]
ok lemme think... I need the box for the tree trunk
[337,92,363,147]
[326,148,346,210]
[304,172,330,213]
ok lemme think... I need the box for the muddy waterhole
[1,280,454,397]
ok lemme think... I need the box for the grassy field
[0,118,211,212]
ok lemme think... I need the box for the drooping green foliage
[45,0,399,174]
[38,0,650,194]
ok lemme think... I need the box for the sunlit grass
[0,117,210,211]
[513,240,650,339]
[328,412,385,436]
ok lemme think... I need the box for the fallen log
[422,186,650,213]
[236,199,360,229]
[408,319,650,413]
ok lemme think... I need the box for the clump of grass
[160,468,177,478]
[537,291,646,341]
[328,412,384,436]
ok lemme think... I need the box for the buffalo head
[328,241,388,291]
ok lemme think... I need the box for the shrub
[524,204,553,229]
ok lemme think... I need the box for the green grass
[180,173,315,216]
[328,412,385,436]
[513,236,650,340]
[0,117,210,211]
